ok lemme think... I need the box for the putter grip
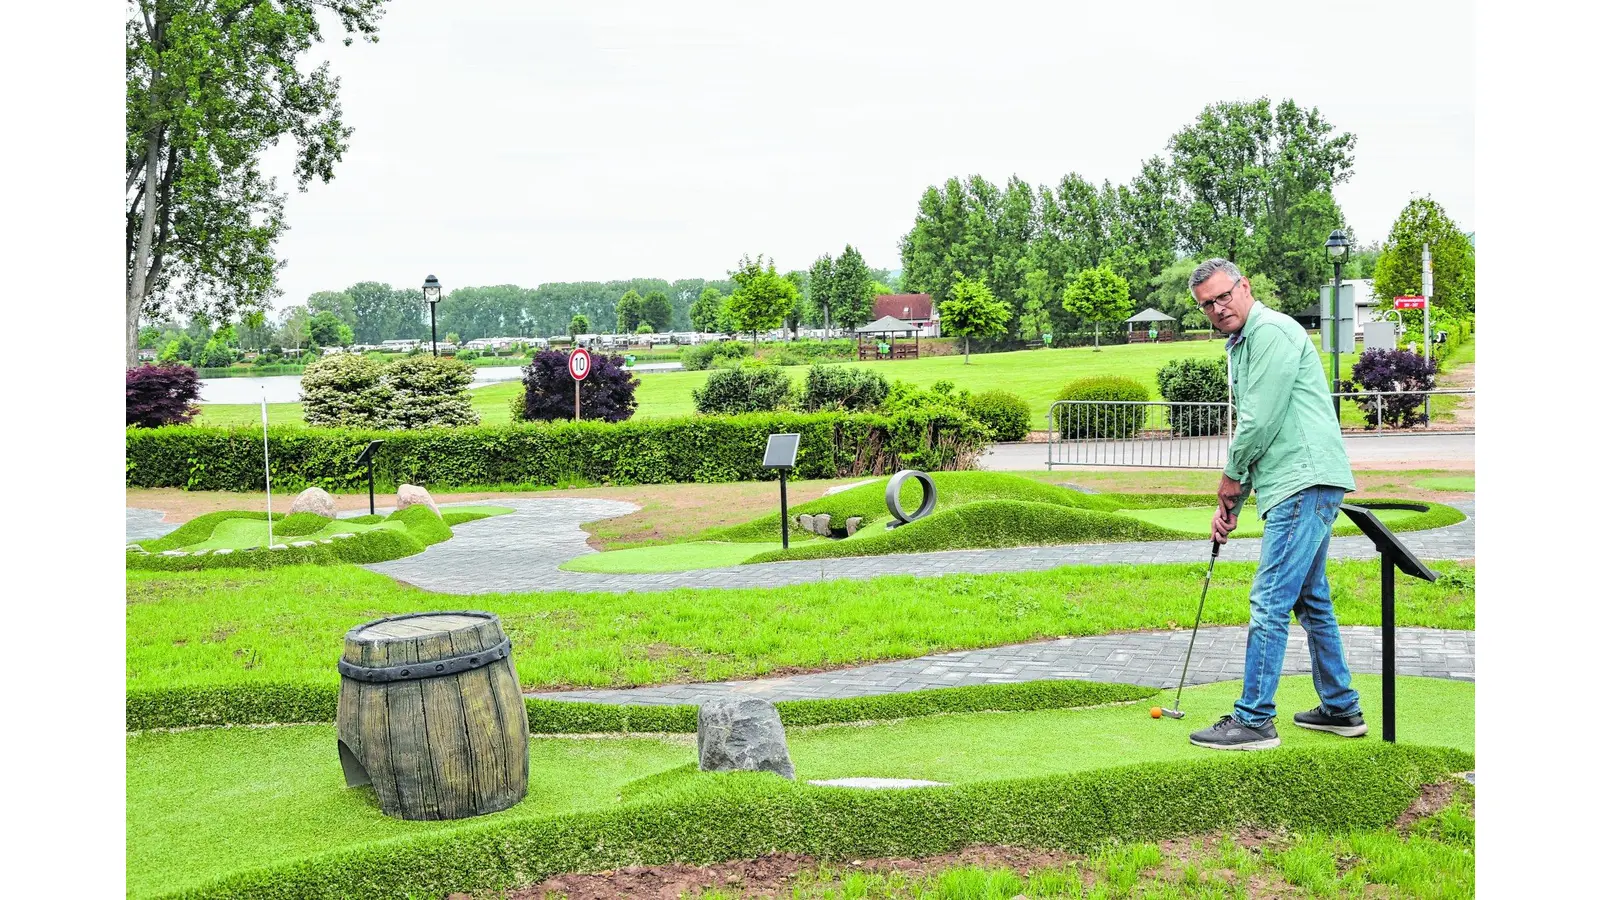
[1213,496,1242,556]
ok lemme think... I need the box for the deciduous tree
[1062,265,1132,351]
[939,273,1011,364]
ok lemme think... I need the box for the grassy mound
[746,500,1194,563]
[702,471,1102,543]
[126,675,1472,899]
[126,504,512,572]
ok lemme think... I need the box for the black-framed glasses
[1198,276,1242,312]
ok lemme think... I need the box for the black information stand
[354,440,385,516]
[1338,502,1438,743]
[762,434,801,549]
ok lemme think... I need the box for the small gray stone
[289,540,317,548]
[212,548,234,556]
[797,514,814,532]
[396,484,441,516]
[288,486,336,518]
[126,544,144,553]
[807,777,949,789]
[160,550,188,557]
[811,513,832,536]
[331,532,358,539]
[319,539,334,545]
[845,516,863,537]
[697,696,795,780]
[189,549,209,557]
[269,544,288,550]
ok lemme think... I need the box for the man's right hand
[1212,501,1239,545]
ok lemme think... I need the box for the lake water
[198,361,682,404]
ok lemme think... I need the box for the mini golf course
[125,504,512,570]
[126,674,1473,899]
[561,472,1465,574]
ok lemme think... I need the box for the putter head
[1159,708,1185,720]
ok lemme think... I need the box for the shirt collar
[1225,301,1264,351]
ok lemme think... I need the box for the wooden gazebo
[855,315,920,360]
[1125,307,1178,342]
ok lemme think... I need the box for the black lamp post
[1324,229,1350,420]
[422,274,442,357]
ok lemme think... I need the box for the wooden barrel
[336,611,529,820]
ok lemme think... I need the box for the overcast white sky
[263,0,1474,306]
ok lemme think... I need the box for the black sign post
[762,434,801,549]
[1338,502,1438,743]
[354,440,385,516]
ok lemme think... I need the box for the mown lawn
[126,674,1472,900]
[195,342,1231,430]
[126,560,1475,693]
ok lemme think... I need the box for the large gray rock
[811,513,832,536]
[696,696,795,780]
[797,514,814,533]
[845,516,863,537]
[288,486,336,518]
[396,484,440,516]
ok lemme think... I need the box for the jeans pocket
[1313,490,1344,526]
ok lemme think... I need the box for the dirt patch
[1392,779,1464,833]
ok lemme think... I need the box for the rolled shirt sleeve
[1224,328,1295,483]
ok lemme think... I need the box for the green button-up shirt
[1224,301,1356,514]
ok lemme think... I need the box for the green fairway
[196,342,1230,430]
[1416,475,1475,492]
[176,515,396,550]
[1117,504,1423,539]
[126,674,1471,899]
[127,558,1475,697]
[561,540,783,573]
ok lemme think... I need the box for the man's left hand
[1213,475,1245,543]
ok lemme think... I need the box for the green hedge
[125,412,991,492]
[167,744,1472,900]
[125,678,1157,732]
[1055,376,1150,439]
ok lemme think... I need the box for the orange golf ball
[1150,706,1162,718]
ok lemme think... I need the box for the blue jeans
[1233,484,1362,727]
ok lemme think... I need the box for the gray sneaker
[1189,715,1280,751]
[1292,706,1368,737]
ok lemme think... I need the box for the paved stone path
[370,499,1473,595]
[126,508,177,543]
[527,625,1475,706]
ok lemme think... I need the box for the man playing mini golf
[1186,258,1365,751]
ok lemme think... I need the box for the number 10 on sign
[569,349,591,421]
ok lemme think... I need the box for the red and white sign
[1394,296,1427,310]
[568,348,591,381]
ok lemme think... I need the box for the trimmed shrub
[125,506,453,572]
[1055,376,1149,439]
[692,365,794,415]
[1155,357,1230,436]
[382,355,478,429]
[681,340,752,371]
[160,744,1470,900]
[126,364,200,428]
[963,390,1031,441]
[301,353,391,428]
[1339,349,1438,429]
[517,348,639,423]
[126,413,992,492]
[801,365,890,412]
[880,379,971,416]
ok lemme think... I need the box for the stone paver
[527,626,1474,706]
[371,498,1473,595]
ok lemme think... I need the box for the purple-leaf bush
[127,364,201,428]
[517,349,639,423]
[1337,348,1438,429]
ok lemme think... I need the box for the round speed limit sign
[568,348,591,381]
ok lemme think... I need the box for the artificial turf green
[126,560,1475,694]
[125,675,1471,899]
[560,540,781,573]
[1116,505,1422,539]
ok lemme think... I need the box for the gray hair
[1189,258,1242,297]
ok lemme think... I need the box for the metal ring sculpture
[885,470,937,526]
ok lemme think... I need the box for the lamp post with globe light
[422,275,442,357]
[1325,230,1350,419]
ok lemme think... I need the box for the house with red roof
[871,293,939,336]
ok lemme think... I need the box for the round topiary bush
[963,390,1031,442]
[692,365,793,415]
[1155,356,1230,436]
[301,353,392,428]
[1055,376,1149,439]
[801,365,890,412]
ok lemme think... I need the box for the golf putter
[1158,496,1240,720]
